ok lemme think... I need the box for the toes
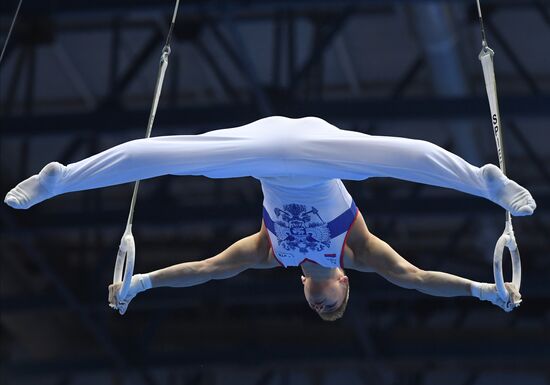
[4,194,20,208]
[515,205,534,216]
[513,197,536,216]
[4,189,29,209]
[4,174,55,210]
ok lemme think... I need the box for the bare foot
[482,164,536,216]
[4,162,64,209]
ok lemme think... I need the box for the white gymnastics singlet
[260,176,358,268]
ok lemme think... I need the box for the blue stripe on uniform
[327,201,358,238]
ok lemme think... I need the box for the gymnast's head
[301,268,350,321]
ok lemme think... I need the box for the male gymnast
[5,117,532,320]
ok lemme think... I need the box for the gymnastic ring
[112,225,135,303]
[493,224,522,308]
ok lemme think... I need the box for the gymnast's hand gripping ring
[493,219,522,311]
[111,225,136,312]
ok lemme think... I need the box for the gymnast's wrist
[132,273,153,294]
[470,281,481,298]
[470,281,492,301]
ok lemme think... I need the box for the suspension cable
[0,0,23,65]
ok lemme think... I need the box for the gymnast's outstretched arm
[5,116,535,216]
[347,228,521,311]
[108,224,278,314]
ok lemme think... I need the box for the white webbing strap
[479,48,505,173]
[478,39,522,309]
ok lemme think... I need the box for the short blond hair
[317,281,350,321]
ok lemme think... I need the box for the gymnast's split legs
[4,116,536,216]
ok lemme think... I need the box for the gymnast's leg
[285,117,536,216]
[4,117,292,209]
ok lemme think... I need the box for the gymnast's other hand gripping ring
[111,225,136,313]
[493,220,522,311]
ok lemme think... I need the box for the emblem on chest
[272,203,331,254]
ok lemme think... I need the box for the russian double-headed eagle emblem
[273,203,331,254]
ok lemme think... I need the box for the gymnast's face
[301,272,349,314]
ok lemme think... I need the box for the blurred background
[1,0,549,384]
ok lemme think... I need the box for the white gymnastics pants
[47,116,490,199]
